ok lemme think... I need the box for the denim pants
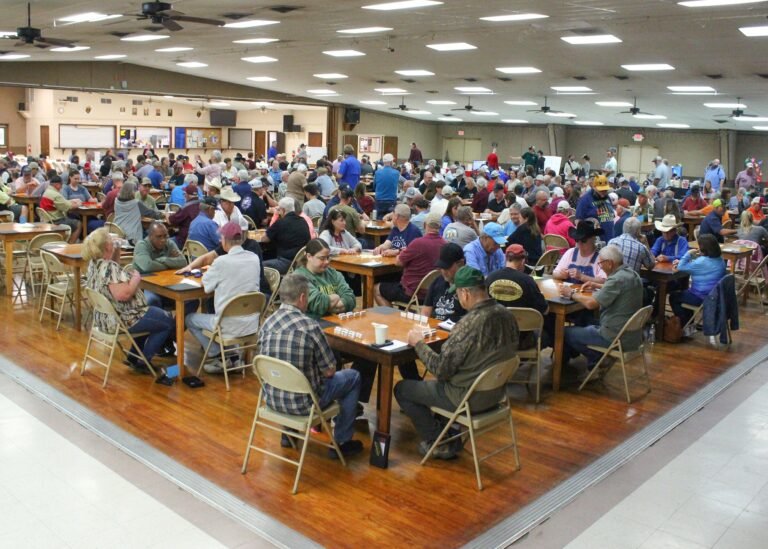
[145,291,198,317]
[128,306,175,363]
[264,256,292,275]
[185,312,219,357]
[319,369,361,444]
[669,290,703,326]
[374,200,396,217]
[394,380,455,443]
[563,325,612,368]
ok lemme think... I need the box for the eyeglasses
[314,255,331,262]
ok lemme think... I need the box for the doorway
[442,137,482,165]
[619,145,659,183]
[40,125,50,156]
[254,131,266,157]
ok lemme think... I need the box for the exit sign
[632,133,645,142]
[457,130,465,136]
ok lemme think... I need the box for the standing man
[286,164,308,207]
[576,175,616,240]
[408,142,423,166]
[735,162,757,191]
[652,156,671,190]
[602,147,618,177]
[373,153,399,216]
[267,140,279,161]
[522,146,538,170]
[486,147,499,171]
[336,144,361,190]
[704,159,726,192]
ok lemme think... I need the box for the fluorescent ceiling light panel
[595,101,634,107]
[495,66,541,74]
[323,50,365,57]
[621,63,675,71]
[551,86,592,92]
[163,95,175,99]
[407,110,431,114]
[50,46,90,52]
[94,54,126,59]
[471,111,499,116]
[657,123,690,128]
[155,46,192,52]
[233,38,279,44]
[223,20,279,29]
[313,73,348,79]
[752,126,768,130]
[247,76,277,82]
[251,102,274,106]
[395,69,434,76]
[307,89,338,94]
[546,112,577,118]
[680,0,767,7]
[633,114,667,119]
[0,53,29,59]
[439,117,462,121]
[59,12,121,23]
[337,27,393,34]
[504,100,537,106]
[375,87,407,93]
[0,31,17,37]
[427,100,457,105]
[121,34,169,42]
[242,56,278,63]
[208,101,230,106]
[502,119,528,123]
[363,0,443,10]
[667,85,716,92]
[574,121,604,126]
[739,25,768,37]
[561,34,621,44]
[735,116,768,121]
[704,102,747,108]
[480,13,548,22]
[427,42,476,51]
[360,100,387,105]
[176,61,207,68]
[455,86,492,93]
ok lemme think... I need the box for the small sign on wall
[632,133,645,142]
[458,130,464,136]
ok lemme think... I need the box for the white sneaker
[203,360,224,374]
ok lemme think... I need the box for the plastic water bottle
[648,324,656,345]
[372,209,377,221]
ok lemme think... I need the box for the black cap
[493,182,505,192]
[435,243,465,269]
[200,196,218,208]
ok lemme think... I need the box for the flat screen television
[210,109,237,127]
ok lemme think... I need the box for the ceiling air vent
[269,5,303,14]
[706,74,723,79]
[573,75,587,81]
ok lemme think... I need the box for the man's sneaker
[355,402,365,418]
[329,439,363,459]
[418,440,457,460]
[203,360,224,374]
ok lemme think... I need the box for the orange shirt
[749,204,765,223]
[697,204,730,223]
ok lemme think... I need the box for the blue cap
[482,222,507,245]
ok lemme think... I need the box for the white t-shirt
[604,157,617,174]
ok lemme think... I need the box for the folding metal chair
[392,269,441,313]
[507,307,544,403]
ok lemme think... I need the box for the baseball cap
[185,183,199,195]
[442,185,455,197]
[200,196,218,208]
[557,201,572,212]
[449,266,485,293]
[747,162,754,168]
[493,182,505,192]
[535,174,545,181]
[482,222,507,245]
[711,198,723,208]
[219,221,242,240]
[435,243,464,269]
[249,178,264,189]
[617,198,631,208]
[490,170,499,178]
[505,244,527,260]
[752,196,761,205]
[593,175,610,192]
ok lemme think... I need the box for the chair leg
[508,412,521,471]
[534,353,541,404]
[578,353,606,392]
[292,412,315,494]
[81,331,94,377]
[419,414,456,465]
[196,334,215,377]
[321,413,346,467]
[620,356,631,404]
[102,335,118,388]
[241,408,261,474]
[220,340,231,392]
[466,416,483,491]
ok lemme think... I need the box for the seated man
[699,199,737,244]
[261,197,312,274]
[374,212,446,307]
[373,204,422,256]
[188,196,221,251]
[462,222,506,276]
[651,215,689,262]
[608,217,655,273]
[422,243,467,323]
[395,266,519,459]
[40,175,81,243]
[259,273,364,457]
[168,184,201,248]
[186,222,262,373]
[561,245,643,373]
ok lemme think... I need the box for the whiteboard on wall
[543,156,562,174]
[228,128,252,150]
[59,125,116,148]
[306,146,326,161]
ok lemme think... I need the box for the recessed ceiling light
[703,102,747,108]
[380,92,412,96]
[247,76,277,82]
[232,38,279,44]
[177,61,207,68]
[680,0,767,7]
[307,89,338,95]
[667,85,716,92]
[337,27,394,34]
[735,116,768,122]
[223,20,279,29]
[163,95,175,99]
[621,63,675,71]
[480,13,548,22]
[595,101,634,107]
[395,69,435,76]
[58,12,121,23]
[251,102,274,106]
[121,35,170,42]
[455,86,492,93]
[427,42,476,51]
[313,73,348,79]
[0,53,29,60]
[323,49,365,57]
[546,112,577,118]
[208,101,230,106]
[360,100,388,105]
[375,87,407,93]
[94,54,126,60]
[501,119,528,123]
[561,34,621,45]
[242,56,278,63]
[752,126,768,130]
[633,114,667,119]
[551,86,592,92]
[657,123,690,128]
[574,121,604,126]
[363,0,443,10]
[504,100,537,106]
[495,66,541,74]
[407,110,432,114]
[438,117,462,121]
[471,111,499,116]
[739,25,768,37]
[0,31,17,37]
[155,46,192,52]
[50,46,90,52]
[427,100,457,105]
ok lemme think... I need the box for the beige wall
[0,87,27,151]
[734,131,768,175]
[435,124,550,163]
[339,109,439,160]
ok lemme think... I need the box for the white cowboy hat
[219,186,241,203]
[654,214,682,233]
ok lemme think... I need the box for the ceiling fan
[527,96,572,116]
[619,97,656,116]
[713,97,763,122]
[389,96,418,112]
[132,1,224,32]
[3,3,75,48]
[255,104,276,113]
[452,97,485,113]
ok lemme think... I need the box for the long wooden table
[0,222,68,296]
[71,204,104,240]
[322,307,449,468]
[362,220,391,247]
[10,194,40,222]
[642,261,689,341]
[330,252,402,308]
[688,241,754,275]
[138,269,208,377]
[682,213,703,241]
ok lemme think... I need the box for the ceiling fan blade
[14,40,29,47]
[172,15,226,26]
[162,18,183,32]
[472,108,485,112]
[37,36,76,47]
[452,107,466,111]
[735,113,759,118]
[160,9,185,17]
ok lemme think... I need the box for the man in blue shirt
[704,159,726,192]
[374,204,421,256]
[188,197,221,251]
[699,199,737,244]
[651,215,688,262]
[170,174,202,205]
[148,160,164,189]
[462,222,506,276]
[267,140,278,161]
[373,153,399,216]
[576,175,615,240]
[337,144,361,189]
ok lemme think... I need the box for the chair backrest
[28,233,64,254]
[466,357,520,395]
[84,287,116,317]
[264,267,281,294]
[36,207,53,223]
[183,239,208,260]
[168,203,181,213]
[96,192,106,202]
[311,215,322,229]
[609,305,654,349]
[106,213,115,223]
[218,291,267,321]
[535,249,561,274]
[506,307,544,332]
[243,215,257,230]
[543,234,569,249]
[253,354,314,396]
[40,250,69,276]
[104,222,125,238]
[411,269,441,302]
[0,211,13,223]
[287,246,307,274]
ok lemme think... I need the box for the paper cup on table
[373,323,389,345]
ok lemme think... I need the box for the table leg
[73,265,81,331]
[371,362,394,468]
[655,280,668,341]
[175,300,187,377]
[363,274,374,308]
[552,310,566,392]
[81,215,89,240]
[3,239,13,296]
[742,254,752,306]
[28,204,35,223]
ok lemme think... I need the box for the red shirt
[681,195,707,212]
[486,152,499,170]
[399,233,446,295]
[102,188,120,218]
[533,204,552,233]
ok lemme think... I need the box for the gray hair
[278,197,295,212]
[510,202,523,212]
[296,163,308,173]
[279,273,309,305]
[184,174,198,185]
[456,206,473,223]
[599,245,624,266]
[110,171,124,180]
[645,184,657,195]
[476,177,488,187]
[118,181,136,201]
[622,217,641,237]
[237,169,249,180]
[394,204,411,220]
[113,160,126,171]
[211,150,222,162]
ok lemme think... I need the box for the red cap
[219,221,242,239]
[617,198,631,208]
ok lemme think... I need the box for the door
[254,130,266,157]
[442,137,482,165]
[343,134,357,156]
[40,125,50,156]
[274,132,286,155]
[619,145,659,182]
[307,132,323,147]
[383,136,398,159]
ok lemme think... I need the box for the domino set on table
[334,311,368,340]
[400,312,438,339]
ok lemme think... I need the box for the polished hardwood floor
[4,288,768,548]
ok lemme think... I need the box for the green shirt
[135,192,158,211]
[132,238,187,273]
[594,265,643,348]
[294,266,356,319]
[522,151,538,168]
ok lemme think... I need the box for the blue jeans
[128,306,175,363]
[563,325,612,368]
[319,369,361,444]
[374,200,396,217]
[145,291,198,317]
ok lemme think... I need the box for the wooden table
[330,253,402,308]
[0,223,68,296]
[689,241,754,275]
[642,261,689,341]
[10,194,40,222]
[362,220,391,247]
[138,269,208,376]
[322,307,449,468]
[473,212,500,223]
[82,183,102,198]
[248,229,267,242]
[72,204,104,240]
[682,214,703,241]
[535,276,586,391]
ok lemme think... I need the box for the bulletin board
[184,128,223,148]
[228,128,252,150]
[358,135,381,154]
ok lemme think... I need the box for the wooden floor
[4,289,768,548]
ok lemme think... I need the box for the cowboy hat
[568,222,604,242]
[654,214,682,233]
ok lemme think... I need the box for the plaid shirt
[608,233,655,273]
[259,304,336,415]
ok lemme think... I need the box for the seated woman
[113,181,164,244]
[737,210,768,256]
[319,209,362,256]
[506,206,543,267]
[82,228,175,373]
[439,197,461,236]
[669,234,727,326]
[552,222,607,285]
[354,183,374,216]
